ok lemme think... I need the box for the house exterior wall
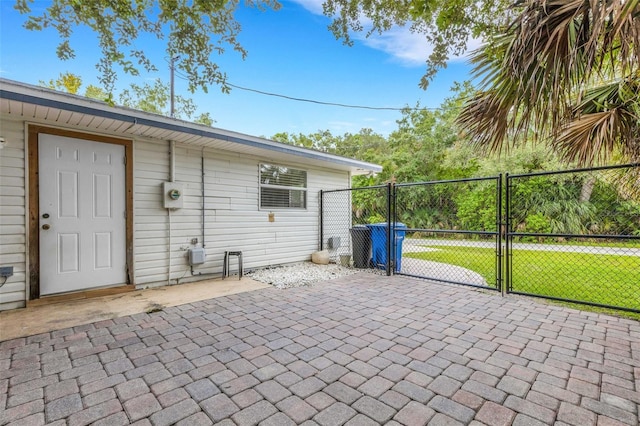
[133,138,350,286]
[0,118,350,310]
[0,118,27,310]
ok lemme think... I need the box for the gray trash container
[350,225,371,268]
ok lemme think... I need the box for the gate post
[504,173,511,293]
[497,174,504,295]
[386,182,392,277]
[319,190,324,251]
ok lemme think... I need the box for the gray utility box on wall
[327,237,341,249]
[188,248,206,265]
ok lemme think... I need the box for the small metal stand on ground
[223,251,243,280]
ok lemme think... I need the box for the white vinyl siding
[133,140,171,284]
[0,118,27,310]
[133,139,350,287]
[0,119,350,310]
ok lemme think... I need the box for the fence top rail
[395,175,500,188]
[321,184,389,194]
[507,232,640,240]
[404,228,498,235]
[507,162,640,179]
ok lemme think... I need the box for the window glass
[259,164,307,209]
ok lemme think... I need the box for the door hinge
[123,155,127,165]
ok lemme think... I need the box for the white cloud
[289,0,482,66]
[352,26,482,66]
[289,0,325,14]
[358,27,431,66]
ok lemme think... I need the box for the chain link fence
[320,185,391,275]
[506,164,640,312]
[320,164,639,313]
[395,177,501,290]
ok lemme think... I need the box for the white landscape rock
[311,250,330,265]
[247,262,360,289]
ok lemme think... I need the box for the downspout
[167,140,176,285]
[201,147,205,249]
[191,146,215,277]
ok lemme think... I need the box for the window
[260,164,307,209]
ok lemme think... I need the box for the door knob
[42,224,50,230]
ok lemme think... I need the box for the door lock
[42,224,50,230]
[42,213,50,219]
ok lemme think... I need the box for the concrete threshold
[0,277,270,341]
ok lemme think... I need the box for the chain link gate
[320,179,502,288]
[505,164,640,313]
[394,177,502,291]
[321,164,639,313]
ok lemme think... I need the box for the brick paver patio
[1,274,639,425]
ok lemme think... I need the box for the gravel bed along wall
[247,262,364,289]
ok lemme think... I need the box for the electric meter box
[189,247,206,265]
[163,182,184,209]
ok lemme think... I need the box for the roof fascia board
[0,80,382,173]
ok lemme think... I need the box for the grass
[405,245,640,315]
[515,239,640,248]
[405,246,499,287]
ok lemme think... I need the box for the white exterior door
[39,134,127,295]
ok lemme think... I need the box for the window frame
[258,163,308,210]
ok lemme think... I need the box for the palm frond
[457,0,640,166]
[557,77,640,164]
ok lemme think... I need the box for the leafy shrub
[455,185,497,232]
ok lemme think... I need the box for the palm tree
[457,0,640,167]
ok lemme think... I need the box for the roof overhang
[0,78,382,175]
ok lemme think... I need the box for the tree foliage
[40,72,215,125]
[15,0,280,97]
[322,0,514,88]
[16,0,517,93]
[40,72,83,94]
[272,128,389,164]
[276,83,639,238]
[457,0,640,166]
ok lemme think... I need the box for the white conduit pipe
[167,140,176,285]
[168,209,172,285]
[201,147,206,248]
[170,140,176,182]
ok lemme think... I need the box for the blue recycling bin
[366,222,406,272]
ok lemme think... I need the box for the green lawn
[516,239,640,248]
[405,245,640,313]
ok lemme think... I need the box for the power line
[166,58,441,112]
[225,82,439,112]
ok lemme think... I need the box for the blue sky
[0,0,472,138]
